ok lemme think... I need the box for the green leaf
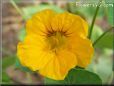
[91,25,113,49]
[94,31,113,49]
[44,68,102,85]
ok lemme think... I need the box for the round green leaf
[44,68,102,85]
[67,68,102,84]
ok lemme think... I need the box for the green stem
[93,27,114,46]
[10,0,25,20]
[88,0,102,39]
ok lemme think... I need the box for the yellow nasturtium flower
[17,9,94,80]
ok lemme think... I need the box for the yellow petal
[17,35,54,71]
[26,9,56,36]
[67,35,94,68]
[51,12,88,37]
[39,49,77,80]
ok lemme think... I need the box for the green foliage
[107,7,113,25]
[66,3,105,20]
[44,68,102,85]
[91,25,113,49]
[22,4,64,19]
[2,56,16,70]
[2,56,16,83]
[2,72,11,83]
[94,31,113,49]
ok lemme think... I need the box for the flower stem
[88,0,102,39]
[10,0,25,20]
[93,27,114,46]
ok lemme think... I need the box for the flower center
[47,31,66,51]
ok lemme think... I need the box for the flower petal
[67,35,94,68]
[26,9,56,36]
[51,12,88,37]
[17,9,93,80]
[17,35,54,71]
[39,49,77,80]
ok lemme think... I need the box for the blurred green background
[2,0,113,85]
